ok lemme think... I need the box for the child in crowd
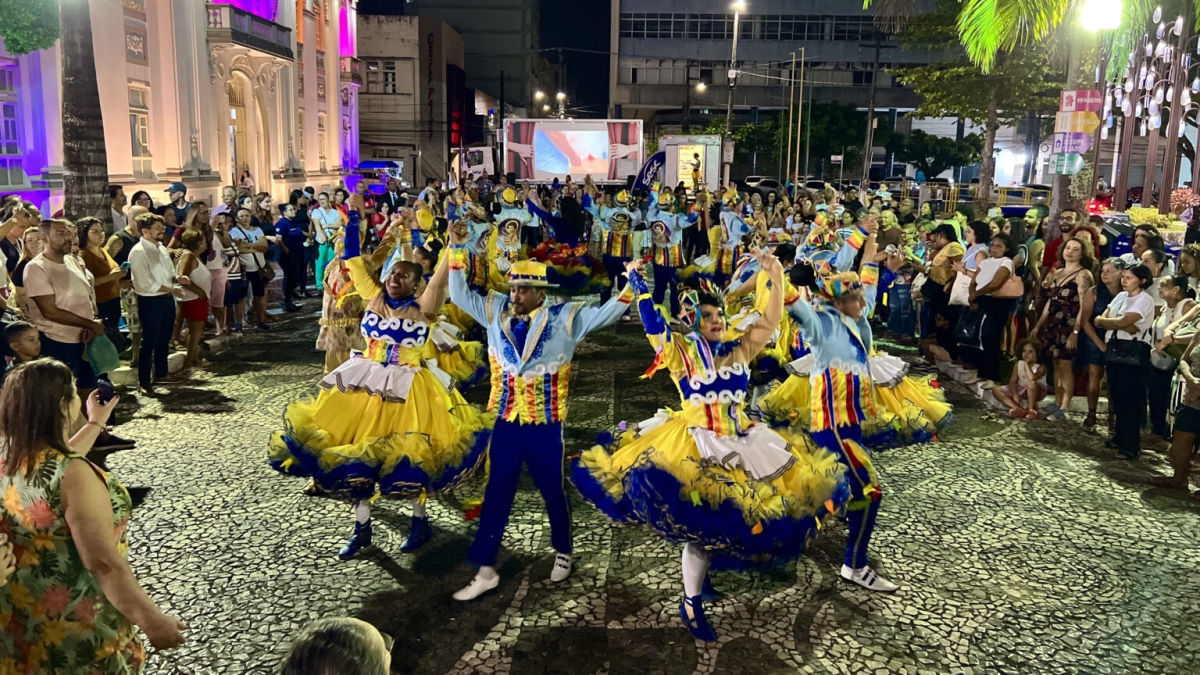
[992,339,1047,419]
[1,321,41,386]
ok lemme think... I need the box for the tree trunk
[974,93,999,218]
[60,0,108,220]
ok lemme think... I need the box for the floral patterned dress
[0,449,144,674]
[1041,269,1085,360]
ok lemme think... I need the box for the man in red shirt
[1041,208,1101,271]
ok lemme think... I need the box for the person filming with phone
[0,359,186,671]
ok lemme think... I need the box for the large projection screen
[504,119,644,183]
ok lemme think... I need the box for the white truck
[450,146,498,185]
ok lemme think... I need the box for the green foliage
[701,114,784,164]
[0,0,60,55]
[893,129,983,178]
[788,102,870,176]
[891,0,1063,126]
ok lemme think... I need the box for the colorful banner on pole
[1050,89,1101,176]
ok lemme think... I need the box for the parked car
[739,176,783,200]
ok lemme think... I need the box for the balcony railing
[207,4,293,60]
[339,57,362,85]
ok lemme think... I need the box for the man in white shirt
[127,212,183,396]
[92,184,127,237]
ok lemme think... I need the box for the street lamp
[1081,0,1122,32]
[534,90,545,100]
[542,104,551,111]
[696,82,707,92]
[722,0,745,187]
[556,92,566,101]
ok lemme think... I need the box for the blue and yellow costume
[572,269,847,561]
[583,190,643,303]
[646,189,699,315]
[759,226,952,446]
[269,213,494,556]
[448,256,634,570]
[775,257,889,576]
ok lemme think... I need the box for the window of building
[365,60,398,94]
[317,112,327,170]
[852,70,874,86]
[618,13,884,43]
[298,108,306,159]
[317,76,326,102]
[314,0,326,51]
[0,67,27,187]
[0,66,20,186]
[297,46,305,97]
[128,86,153,179]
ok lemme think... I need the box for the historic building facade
[3,0,360,213]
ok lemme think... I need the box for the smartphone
[120,261,132,272]
[97,379,115,405]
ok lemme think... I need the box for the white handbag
[949,271,972,306]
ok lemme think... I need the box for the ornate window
[128,86,153,178]
[0,67,23,188]
[298,108,306,159]
[317,112,327,171]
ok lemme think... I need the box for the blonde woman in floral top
[0,359,185,673]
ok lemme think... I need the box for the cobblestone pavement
[109,307,1200,675]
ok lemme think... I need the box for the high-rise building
[403,0,545,110]
[608,1,940,132]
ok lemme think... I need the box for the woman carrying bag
[1149,274,1196,440]
[1095,265,1156,460]
[955,233,1021,386]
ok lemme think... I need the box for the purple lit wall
[339,2,356,57]
[225,0,279,21]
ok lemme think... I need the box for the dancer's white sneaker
[840,564,898,592]
[550,553,573,582]
[453,569,500,601]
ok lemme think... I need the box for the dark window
[631,68,638,84]
[852,70,874,85]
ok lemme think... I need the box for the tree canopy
[893,129,982,178]
[0,0,60,55]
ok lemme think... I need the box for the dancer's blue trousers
[468,420,572,567]
[811,424,881,570]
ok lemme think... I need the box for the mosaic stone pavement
[106,306,1200,675]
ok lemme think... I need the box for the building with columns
[2,0,360,214]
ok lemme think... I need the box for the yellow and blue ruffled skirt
[758,354,952,448]
[269,356,495,500]
[571,411,849,564]
[421,321,488,392]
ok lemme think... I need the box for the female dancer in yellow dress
[758,228,952,446]
[572,252,849,643]
[270,211,493,559]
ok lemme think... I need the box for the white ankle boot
[453,568,500,601]
[840,564,898,592]
[550,553,572,582]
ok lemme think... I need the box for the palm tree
[0,0,108,219]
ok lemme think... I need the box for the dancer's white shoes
[550,553,573,582]
[454,554,572,601]
[840,564,898,592]
[453,567,500,601]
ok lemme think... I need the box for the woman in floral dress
[1032,237,1096,421]
[0,359,184,673]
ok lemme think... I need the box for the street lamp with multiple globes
[1099,5,1196,212]
[722,0,746,186]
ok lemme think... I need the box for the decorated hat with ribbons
[507,259,556,288]
[614,189,631,207]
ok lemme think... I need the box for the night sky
[356,0,611,118]
[539,0,611,118]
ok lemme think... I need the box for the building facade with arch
[2,0,361,213]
